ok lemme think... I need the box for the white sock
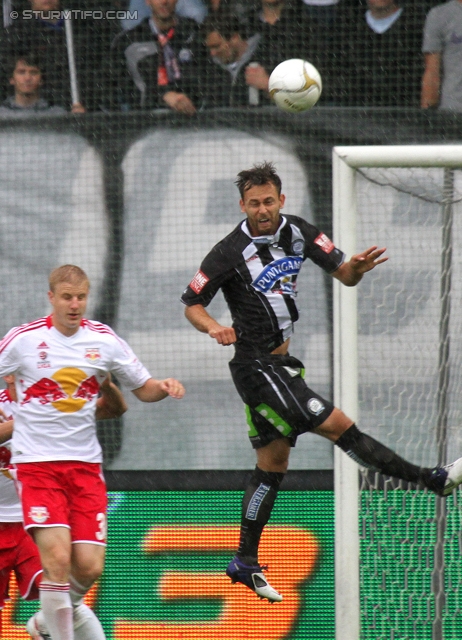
[69,576,106,640]
[39,581,73,640]
[72,604,106,640]
[69,576,87,607]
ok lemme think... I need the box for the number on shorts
[96,512,107,542]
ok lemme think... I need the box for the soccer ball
[269,59,322,113]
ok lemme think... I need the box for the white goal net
[333,146,462,640]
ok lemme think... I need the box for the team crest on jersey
[190,270,209,294]
[314,233,334,253]
[29,506,50,524]
[307,398,325,415]
[291,240,305,255]
[252,256,303,295]
[85,349,101,362]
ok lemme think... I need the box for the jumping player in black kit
[181,162,462,603]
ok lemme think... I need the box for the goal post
[332,145,462,640]
[332,146,361,640]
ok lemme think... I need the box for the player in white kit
[0,265,185,640]
[0,372,128,640]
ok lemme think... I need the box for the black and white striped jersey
[181,215,345,356]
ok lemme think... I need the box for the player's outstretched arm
[95,374,128,420]
[332,246,388,287]
[132,378,185,403]
[184,304,236,346]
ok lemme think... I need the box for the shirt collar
[241,215,287,245]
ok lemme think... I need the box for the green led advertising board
[5,491,335,639]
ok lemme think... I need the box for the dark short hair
[203,12,243,40]
[235,162,282,198]
[8,53,43,78]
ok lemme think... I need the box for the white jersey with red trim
[0,316,151,464]
[0,389,22,521]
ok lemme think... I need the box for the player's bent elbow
[110,400,128,417]
[95,396,128,420]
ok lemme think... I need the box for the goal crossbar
[334,145,462,168]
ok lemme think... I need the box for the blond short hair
[49,265,90,293]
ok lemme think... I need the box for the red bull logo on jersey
[85,349,101,362]
[28,506,50,524]
[22,368,101,413]
[22,378,67,405]
[252,256,303,295]
[73,375,100,401]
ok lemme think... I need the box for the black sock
[237,466,285,565]
[335,424,425,484]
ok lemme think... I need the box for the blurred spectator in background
[334,0,426,105]
[247,0,332,101]
[0,54,68,116]
[120,0,207,30]
[204,0,254,27]
[421,0,462,111]
[120,0,253,30]
[1,0,112,111]
[201,13,273,107]
[108,0,203,113]
[248,0,304,68]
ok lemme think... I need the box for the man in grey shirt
[422,0,462,111]
[0,54,68,118]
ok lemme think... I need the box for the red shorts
[14,461,107,545]
[0,521,42,609]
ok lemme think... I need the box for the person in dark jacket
[202,12,275,107]
[108,0,203,113]
[333,0,426,106]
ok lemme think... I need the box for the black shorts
[229,353,334,449]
